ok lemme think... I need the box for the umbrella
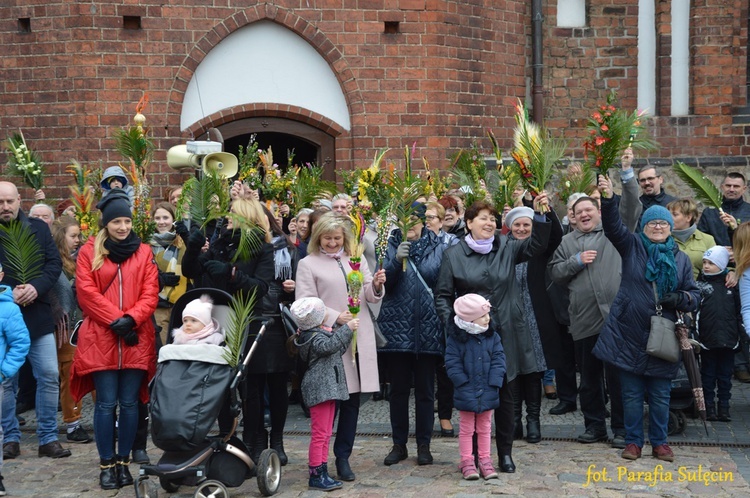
[675,312,709,436]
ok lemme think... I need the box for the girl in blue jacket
[444,294,505,481]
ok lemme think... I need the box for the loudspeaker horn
[202,152,238,179]
[166,144,202,170]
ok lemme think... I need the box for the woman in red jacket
[70,189,159,490]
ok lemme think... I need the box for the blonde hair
[91,229,110,271]
[425,201,445,220]
[231,199,272,243]
[734,222,750,277]
[307,212,354,255]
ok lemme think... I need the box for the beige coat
[295,252,383,393]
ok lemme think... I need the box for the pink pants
[458,409,494,462]
[308,400,337,467]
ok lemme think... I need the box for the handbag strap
[408,258,433,298]
[652,281,662,317]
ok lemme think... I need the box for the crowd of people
[0,152,748,493]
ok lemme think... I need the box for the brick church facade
[1,0,747,202]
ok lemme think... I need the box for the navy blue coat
[378,228,450,356]
[445,324,506,413]
[593,197,700,379]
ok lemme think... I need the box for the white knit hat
[182,294,214,327]
[703,246,730,272]
[290,297,327,331]
[504,206,534,229]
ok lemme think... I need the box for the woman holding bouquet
[434,196,551,473]
[295,212,386,481]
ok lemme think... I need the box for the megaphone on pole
[167,145,238,179]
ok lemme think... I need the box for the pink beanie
[454,293,492,322]
[182,294,214,327]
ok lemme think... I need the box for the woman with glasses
[593,202,699,463]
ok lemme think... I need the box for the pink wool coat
[295,252,383,393]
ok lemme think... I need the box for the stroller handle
[230,318,274,390]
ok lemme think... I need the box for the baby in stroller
[134,288,281,498]
[172,294,224,346]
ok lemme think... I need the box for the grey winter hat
[290,297,327,331]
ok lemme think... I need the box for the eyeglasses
[424,215,440,221]
[646,220,670,228]
[638,176,659,184]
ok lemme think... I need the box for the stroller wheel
[667,411,686,435]
[159,476,180,493]
[194,480,228,498]
[257,448,282,496]
[135,478,159,498]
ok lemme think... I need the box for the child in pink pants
[291,297,357,491]
[444,294,506,480]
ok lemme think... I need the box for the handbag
[646,282,680,363]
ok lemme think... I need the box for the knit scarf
[464,234,494,254]
[104,232,142,264]
[671,224,697,244]
[640,233,678,299]
[172,318,224,345]
[151,231,177,249]
[454,315,489,334]
[272,236,293,281]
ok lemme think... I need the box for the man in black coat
[0,181,71,459]
[636,166,676,230]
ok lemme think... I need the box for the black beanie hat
[97,189,132,226]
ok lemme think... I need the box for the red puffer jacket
[71,238,159,403]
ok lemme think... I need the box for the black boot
[511,381,523,440]
[706,403,717,421]
[252,428,269,463]
[116,455,133,488]
[718,404,731,422]
[99,458,118,490]
[524,375,542,444]
[269,431,288,466]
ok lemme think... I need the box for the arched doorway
[217,117,336,180]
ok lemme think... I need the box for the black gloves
[174,220,190,238]
[658,292,681,309]
[188,229,206,249]
[110,316,136,335]
[204,260,231,279]
[123,330,139,346]
[161,272,181,287]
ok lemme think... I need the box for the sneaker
[621,443,642,460]
[478,459,498,480]
[67,425,93,444]
[651,444,674,462]
[460,459,479,480]
[0,474,5,496]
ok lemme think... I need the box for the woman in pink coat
[295,212,386,482]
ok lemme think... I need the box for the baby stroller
[134,288,281,498]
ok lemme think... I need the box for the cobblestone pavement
[6,379,750,497]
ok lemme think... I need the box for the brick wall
[0,0,747,207]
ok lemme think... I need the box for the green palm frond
[180,171,231,227]
[224,217,265,263]
[221,290,258,367]
[492,165,521,210]
[387,165,427,270]
[448,146,496,207]
[289,164,336,214]
[0,221,44,284]
[672,162,722,210]
[113,126,154,171]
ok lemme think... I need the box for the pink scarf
[172,318,224,345]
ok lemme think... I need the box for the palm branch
[512,99,568,202]
[289,163,336,214]
[672,162,723,210]
[223,215,265,263]
[112,126,154,173]
[492,164,521,210]
[448,145,496,207]
[221,290,258,367]
[386,160,426,271]
[0,221,44,284]
[179,171,231,227]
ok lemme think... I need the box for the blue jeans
[542,369,555,387]
[92,369,145,460]
[618,368,671,447]
[2,333,60,445]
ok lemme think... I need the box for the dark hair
[151,201,175,219]
[572,196,600,213]
[725,172,747,185]
[637,165,661,177]
[261,205,294,247]
[464,200,498,221]
[307,208,331,242]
